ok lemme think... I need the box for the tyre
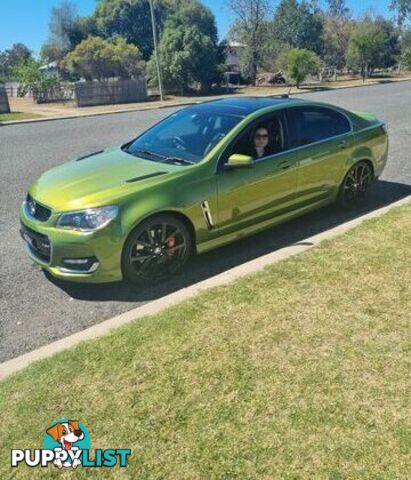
[121,213,193,284]
[337,161,374,209]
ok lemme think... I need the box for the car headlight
[57,206,119,232]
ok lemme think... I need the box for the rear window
[287,106,351,147]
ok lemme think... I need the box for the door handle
[337,141,347,149]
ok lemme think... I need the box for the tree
[148,24,219,94]
[258,35,288,73]
[94,0,172,60]
[272,0,325,56]
[373,17,401,70]
[112,37,146,79]
[226,0,270,85]
[287,47,320,87]
[390,0,411,25]
[3,43,32,67]
[40,43,66,64]
[327,0,350,21]
[347,19,385,81]
[322,0,352,75]
[64,36,145,81]
[67,16,100,49]
[0,43,32,81]
[322,21,353,74]
[0,52,6,82]
[401,29,411,68]
[49,1,78,50]
[12,58,63,100]
[165,0,218,43]
[347,17,400,80]
[164,1,222,84]
[42,2,99,65]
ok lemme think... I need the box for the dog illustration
[46,420,84,468]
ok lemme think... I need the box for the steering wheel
[172,136,187,151]
[204,133,226,156]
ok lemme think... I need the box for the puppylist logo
[11,419,131,469]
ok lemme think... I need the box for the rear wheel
[122,214,193,284]
[337,161,374,208]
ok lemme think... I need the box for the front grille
[20,224,51,263]
[26,194,52,222]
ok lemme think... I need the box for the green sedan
[20,97,388,284]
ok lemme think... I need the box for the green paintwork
[20,98,388,283]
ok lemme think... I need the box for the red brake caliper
[166,236,176,257]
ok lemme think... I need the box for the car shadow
[46,179,410,302]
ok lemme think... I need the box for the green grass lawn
[0,202,410,479]
[0,112,42,123]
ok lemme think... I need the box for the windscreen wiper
[162,157,196,166]
[129,149,195,165]
[128,149,167,161]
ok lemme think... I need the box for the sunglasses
[255,134,269,139]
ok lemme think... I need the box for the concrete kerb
[2,77,411,127]
[1,195,409,381]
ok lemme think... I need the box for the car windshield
[124,107,243,164]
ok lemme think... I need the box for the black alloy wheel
[122,214,192,284]
[338,161,374,208]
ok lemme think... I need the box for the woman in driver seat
[251,124,272,158]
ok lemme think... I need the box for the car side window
[286,107,351,148]
[222,112,288,164]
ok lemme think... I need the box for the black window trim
[216,104,353,174]
[284,104,353,150]
[216,109,291,173]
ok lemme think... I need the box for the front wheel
[122,214,193,284]
[337,161,374,208]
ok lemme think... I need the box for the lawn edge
[1,195,409,381]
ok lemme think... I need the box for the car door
[285,106,353,205]
[215,110,299,236]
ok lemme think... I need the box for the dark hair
[254,123,270,135]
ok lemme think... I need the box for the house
[226,41,245,72]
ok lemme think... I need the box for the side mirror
[226,153,254,168]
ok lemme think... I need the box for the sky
[0,0,394,54]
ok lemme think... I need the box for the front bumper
[19,204,124,283]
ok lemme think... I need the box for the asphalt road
[1,81,410,362]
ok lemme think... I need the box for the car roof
[188,96,308,117]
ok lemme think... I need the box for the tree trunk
[251,50,258,86]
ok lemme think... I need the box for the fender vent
[76,150,104,161]
[201,200,215,230]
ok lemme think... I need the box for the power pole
[149,0,164,101]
